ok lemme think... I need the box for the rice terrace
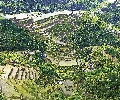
[0,0,120,100]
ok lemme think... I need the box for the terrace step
[0,65,39,80]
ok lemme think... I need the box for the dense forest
[0,0,107,14]
[0,0,120,100]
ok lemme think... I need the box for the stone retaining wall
[0,65,39,80]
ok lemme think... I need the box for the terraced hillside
[0,7,120,99]
[9,11,120,67]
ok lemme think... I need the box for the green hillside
[41,12,120,62]
[0,8,120,100]
[0,19,46,51]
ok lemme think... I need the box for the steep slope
[8,11,120,66]
[0,4,120,99]
[41,12,120,65]
[0,51,60,100]
[0,17,62,99]
[0,18,46,51]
